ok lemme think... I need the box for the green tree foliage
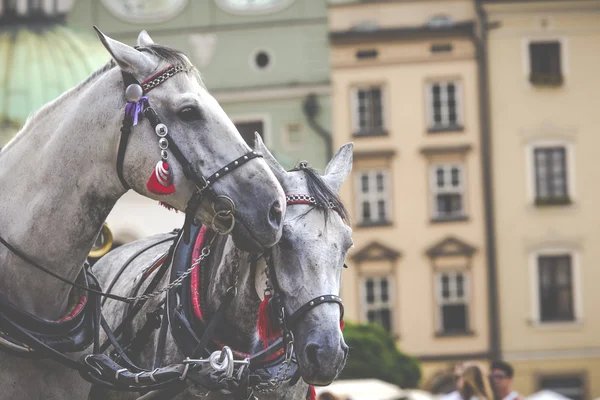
[339,321,421,388]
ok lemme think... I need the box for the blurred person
[489,361,524,400]
[458,364,494,400]
[440,362,465,400]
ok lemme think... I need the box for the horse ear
[323,143,354,193]
[254,133,287,182]
[94,26,157,76]
[137,30,155,47]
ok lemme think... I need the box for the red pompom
[340,318,345,331]
[257,294,279,347]
[146,162,175,195]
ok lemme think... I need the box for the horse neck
[205,236,260,353]
[0,68,127,319]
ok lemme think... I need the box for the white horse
[0,30,285,400]
[87,138,353,399]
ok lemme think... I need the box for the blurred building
[65,0,333,243]
[328,0,495,388]
[483,0,600,398]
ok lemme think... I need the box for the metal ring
[211,212,235,235]
[158,137,169,150]
[211,195,236,216]
[161,150,168,160]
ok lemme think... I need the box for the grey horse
[0,30,285,400]
[88,137,354,399]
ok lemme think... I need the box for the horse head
[255,136,353,386]
[95,29,285,251]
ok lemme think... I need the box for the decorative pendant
[146,123,176,195]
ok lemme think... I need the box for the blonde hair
[460,364,494,400]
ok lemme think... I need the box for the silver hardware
[125,84,143,102]
[150,368,159,382]
[115,368,128,380]
[135,371,143,384]
[158,138,168,150]
[161,150,168,160]
[155,123,168,137]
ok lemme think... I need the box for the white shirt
[440,391,462,400]
[503,391,522,400]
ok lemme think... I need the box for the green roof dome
[0,24,108,126]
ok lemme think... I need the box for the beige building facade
[329,0,497,389]
[484,1,600,398]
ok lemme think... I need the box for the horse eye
[177,106,202,122]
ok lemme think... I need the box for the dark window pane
[540,376,584,400]
[362,202,371,222]
[538,255,574,322]
[436,168,444,187]
[535,147,568,201]
[456,274,464,297]
[529,42,562,85]
[366,279,374,303]
[442,304,468,333]
[234,121,264,148]
[441,274,450,298]
[376,173,384,192]
[380,309,391,331]
[361,174,369,193]
[381,279,389,302]
[377,200,386,221]
[436,194,462,216]
[451,167,460,186]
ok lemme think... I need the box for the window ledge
[435,330,475,338]
[357,220,393,229]
[431,215,469,224]
[528,319,583,330]
[353,128,388,138]
[535,197,572,207]
[427,125,464,134]
[529,74,564,87]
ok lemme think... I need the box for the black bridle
[117,63,262,243]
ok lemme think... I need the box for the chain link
[126,241,212,302]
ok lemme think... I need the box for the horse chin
[230,221,264,253]
[294,326,348,387]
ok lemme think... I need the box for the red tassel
[158,202,178,212]
[257,294,278,347]
[340,318,345,331]
[146,162,175,195]
[307,385,316,400]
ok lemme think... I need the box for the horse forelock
[290,167,349,224]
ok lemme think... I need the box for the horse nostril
[305,343,320,365]
[268,200,283,227]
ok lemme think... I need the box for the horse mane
[289,163,350,224]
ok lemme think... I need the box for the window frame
[529,248,583,327]
[425,79,464,133]
[435,270,471,335]
[537,373,587,400]
[522,37,568,87]
[230,114,271,149]
[429,163,467,221]
[350,85,387,137]
[360,276,394,332]
[525,139,576,207]
[354,168,392,227]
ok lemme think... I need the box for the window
[529,41,563,86]
[538,255,574,322]
[362,277,393,331]
[436,271,470,334]
[539,375,585,400]
[234,120,263,148]
[352,86,385,136]
[355,169,391,226]
[534,146,569,205]
[427,80,463,132]
[430,164,466,220]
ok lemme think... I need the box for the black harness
[0,56,264,392]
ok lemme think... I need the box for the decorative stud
[161,150,168,160]
[234,161,239,165]
[244,156,248,160]
[224,167,229,172]
[215,173,220,178]
[158,138,168,149]
[125,84,143,102]
[155,123,168,137]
